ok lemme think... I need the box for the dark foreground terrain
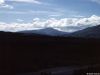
[0,31,100,75]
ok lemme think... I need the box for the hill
[19,27,69,36]
[68,25,100,38]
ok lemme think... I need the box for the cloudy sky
[0,0,100,32]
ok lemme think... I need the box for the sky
[0,0,100,32]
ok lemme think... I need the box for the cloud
[0,0,41,9]
[49,14,62,17]
[0,4,14,9]
[0,15,100,32]
[0,0,5,5]
[16,19,24,22]
[91,0,100,4]
[0,0,14,9]
[75,15,100,26]
[72,15,85,18]
[8,0,41,4]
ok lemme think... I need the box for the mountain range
[19,25,100,38]
[19,28,69,36]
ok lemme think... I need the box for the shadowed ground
[0,32,100,75]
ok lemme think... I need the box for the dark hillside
[68,25,100,38]
[0,31,100,75]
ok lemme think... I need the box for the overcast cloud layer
[0,15,100,32]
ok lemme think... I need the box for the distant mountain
[19,25,100,38]
[19,27,69,36]
[68,25,100,38]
